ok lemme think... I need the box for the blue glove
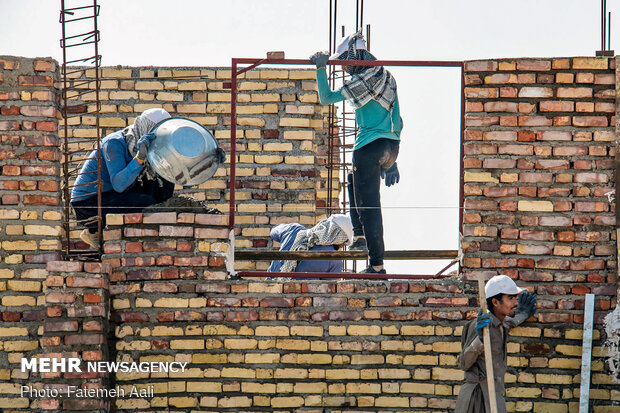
[476,309,491,340]
[310,51,330,69]
[136,133,155,162]
[381,163,400,187]
[217,148,226,164]
[517,292,537,318]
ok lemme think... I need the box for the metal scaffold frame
[227,57,465,279]
[59,0,102,259]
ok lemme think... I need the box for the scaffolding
[59,0,102,259]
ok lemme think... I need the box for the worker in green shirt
[310,31,403,273]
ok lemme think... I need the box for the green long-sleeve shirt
[315,67,402,151]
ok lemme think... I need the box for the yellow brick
[506,387,542,398]
[555,345,582,356]
[112,298,130,309]
[400,382,435,394]
[0,397,29,408]
[253,154,283,164]
[237,117,265,127]
[170,339,204,350]
[256,326,289,337]
[432,367,464,381]
[178,81,207,91]
[102,68,132,78]
[351,355,384,365]
[2,241,37,250]
[548,358,581,369]
[259,70,288,79]
[153,298,189,308]
[464,171,499,183]
[276,339,309,351]
[135,81,164,90]
[0,269,15,279]
[518,200,554,212]
[325,369,359,380]
[403,355,438,365]
[0,327,29,337]
[283,130,314,140]
[432,341,461,353]
[151,326,184,336]
[375,396,409,407]
[290,326,323,337]
[263,142,293,151]
[401,325,435,335]
[221,368,256,378]
[289,70,316,80]
[284,155,314,164]
[116,340,151,351]
[40,239,61,250]
[279,117,310,127]
[7,281,41,292]
[224,339,258,349]
[535,373,572,384]
[510,326,542,337]
[0,209,19,219]
[297,354,332,364]
[177,103,206,113]
[329,326,346,336]
[382,340,414,351]
[572,57,608,70]
[250,93,280,103]
[4,340,38,351]
[169,397,198,408]
[5,225,23,235]
[242,382,276,393]
[533,402,569,413]
[499,61,516,70]
[2,296,35,306]
[239,81,266,91]
[245,353,280,364]
[157,91,184,101]
[298,93,318,103]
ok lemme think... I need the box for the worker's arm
[391,95,403,135]
[505,292,537,330]
[316,67,345,105]
[103,139,144,193]
[458,320,485,371]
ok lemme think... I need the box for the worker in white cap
[71,108,173,248]
[310,31,403,274]
[455,275,537,413]
[268,214,353,274]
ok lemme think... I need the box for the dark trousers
[348,138,399,266]
[71,178,175,233]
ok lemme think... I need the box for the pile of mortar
[143,195,222,215]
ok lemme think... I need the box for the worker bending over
[268,214,353,273]
[455,275,537,412]
[310,31,402,274]
[71,108,174,248]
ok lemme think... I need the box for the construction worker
[70,108,174,248]
[455,275,537,413]
[310,31,402,274]
[268,214,353,273]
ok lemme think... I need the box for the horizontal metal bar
[238,271,450,280]
[235,249,459,261]
[233,58,463,67]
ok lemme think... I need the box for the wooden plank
[234,249,459,261]
[579,293,595,413]
[477,274,498,413]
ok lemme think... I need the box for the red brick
[463,143,497,155]
[539,101,574,112]
[260,297,294,307]
[44,321,78,332]
[573,116,608,127]
[464,199,497,211]
[483,131,516,141]
[576,72,594,83]
[484,102,518,112]
[46,292,77,304]
[517,59,550,71]
[517,73,536,83]
[518,87,553,98]
[0,121,20,131]
[557,87,592,98]
[499,116,517,126]
[20,105,56,117]
[518,116,552,127]
[465,116,499,127]
[465,61,498,71]
[534,159,569,169]
[498,144,533,155]
[35,121,56,131]
[518,102,536,113]
[553,146,587,156]
[483,159,516,169]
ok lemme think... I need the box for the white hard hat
[329,32,367,60]
[485,275,525,299]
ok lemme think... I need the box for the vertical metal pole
[229,60,238,231]
[578,293,595,413]
[355,0,359,31]
[93,0,102,251]
[459,64,465,274]
[360,0,364,29]
[603,0,607,51]
[60,0,71,257]
[608,11,612,51]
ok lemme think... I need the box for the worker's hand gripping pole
[477,274,498,413]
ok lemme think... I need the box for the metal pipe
[238,271,450,280]
[608,11,612,51]
[93,0,102,252]
[229,59,238,231]
[61,0,71,257]
[459,63,465,275]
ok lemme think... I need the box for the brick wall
[0,56,62,410]
[62,66,333,270]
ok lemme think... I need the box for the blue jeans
[348,138,399,266]
[71,177,174,233]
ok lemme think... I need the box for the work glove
[517,292,537,318]
[475,308,491,341]
[381,162,400,187]
[136,133,155,163]
[309,51,330,69]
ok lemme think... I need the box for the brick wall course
[0,56,62,410]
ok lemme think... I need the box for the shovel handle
[478,274,499,413]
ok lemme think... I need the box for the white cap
[330,32,367,60]
[141,107,171,124]
[329,214,354,246]
[485,275,525,298]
